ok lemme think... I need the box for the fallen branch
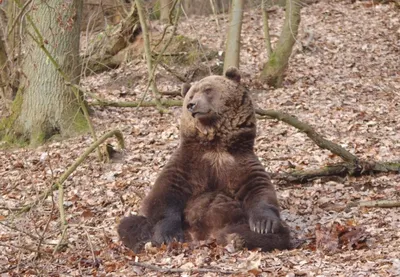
[255,109,358,164]
[131,262,237,275]
[91,99,182,108]
[346,199,400,210]
[17,129,125,215]
[160,90,181,96]
[273,161,400,184]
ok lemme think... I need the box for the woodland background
[0,0,399,276]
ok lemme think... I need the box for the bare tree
[223,0,244,73]
[1,0,88,146]
[260,0,301,87]
[159,0,172,23]
[0,29,9,105]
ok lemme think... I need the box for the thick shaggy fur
[118,68,291,252]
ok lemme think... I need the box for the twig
[153,0,180,48]
[55,179,68,252]
[53,226,68,254]
[0,221,40,240]
[7,0,33,38]
[137,0,182,111]
[16,129,125,215]
[0,242,51,256]
[346,200,400,209]
[84,228,97,265]
[35,196,55,259]
[209,0,220,29]
[180,3,212,75]
[135,0,164,111]
[131,262,237,275]
[0,265,18,274]
[158,62,188,82]
[160,90,181,96]
[91,99,182,108]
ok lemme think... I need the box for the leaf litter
[0,0,399,276]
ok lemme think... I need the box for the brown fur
[118,67,291,252]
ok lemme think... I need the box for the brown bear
[118,67,291,252]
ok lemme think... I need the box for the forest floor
[1,0,399,276]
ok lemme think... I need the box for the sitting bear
[118,67,291,252]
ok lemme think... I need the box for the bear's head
[180,67,256,147]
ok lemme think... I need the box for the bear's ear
[181,83,191,97]
[224,67,241,83]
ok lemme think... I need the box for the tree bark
[2,0,88,146]
[0,31,9,104]
[223,0,244,73]
[159,0,172,23]
[260,0,301,87]
[182,0,230,16]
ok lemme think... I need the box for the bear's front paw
[153,218,184,245]
[249,207,283,234]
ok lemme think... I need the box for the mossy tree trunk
[260,0,301,87]
[2,0,88,146]
[223,0,244,73]
[0,1,17,106]
[0,31,9,104]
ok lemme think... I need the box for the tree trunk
[182,0,230,16]
[159,0,172,23]
[0,0,18,106]
[223,0,244,73]
[260,0,301,87]
[0,31,9,104]
[2,0,88,146]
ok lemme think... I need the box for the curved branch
[255,109,358,164]
[17,129,125,215]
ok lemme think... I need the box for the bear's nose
[187,102,196,112]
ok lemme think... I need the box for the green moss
[30,129,47,147]
[0,87,27,146]
[73,112,89,133]
[149,1,161,20]
[267,52,278,68]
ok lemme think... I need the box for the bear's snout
[187,102,196,113]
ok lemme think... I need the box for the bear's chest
[199,151,239,192]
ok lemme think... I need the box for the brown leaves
[315,221,368,255]
[1,0,400,276]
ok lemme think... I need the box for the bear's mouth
[192,111,210,119]
[192,111,218,124]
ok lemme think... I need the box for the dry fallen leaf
[315,221,369,254]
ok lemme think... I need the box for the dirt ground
[1,0,399,276]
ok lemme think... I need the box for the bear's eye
[204,87,213,95]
